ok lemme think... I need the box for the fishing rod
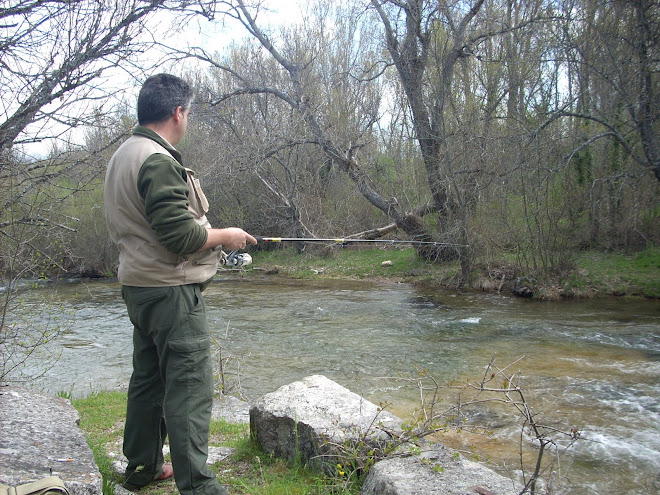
[253,235,465,247]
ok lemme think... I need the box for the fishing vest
[104,133,220,287]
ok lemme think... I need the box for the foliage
[57,182,118,278]
[3,0,658,283]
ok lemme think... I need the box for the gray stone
[212,395,250,424]
[0,386,102,495]
[361,444,521,495]
[249,375,404,471]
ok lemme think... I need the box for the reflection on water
[9,277,660,495]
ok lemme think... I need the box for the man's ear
[173,106,184,123]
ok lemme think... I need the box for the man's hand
[201,227,258,251]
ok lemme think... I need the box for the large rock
[0,386,102,495]
[361,444,520,495]
[250,375,402,471]
[250,375,520,495]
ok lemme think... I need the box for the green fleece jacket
[134,126,208,255]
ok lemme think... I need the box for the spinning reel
[221,250,252,268]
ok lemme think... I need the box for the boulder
[249,375,402,471]
[0,386,102,495]
[361,444,520,495]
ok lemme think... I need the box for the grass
[74,390,129,481]
[570,247,660,297]
[240,245,660,299]
[73,392,360,495]
[249,246,460,283]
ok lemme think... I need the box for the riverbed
[7,277,660,494]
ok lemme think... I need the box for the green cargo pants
[121,283,226,495]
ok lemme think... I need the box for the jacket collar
[133,125,183,165]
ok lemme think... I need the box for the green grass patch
[73,391,128,487]
[218,443,346,495]
[572,247,660,297]
[250,246,458,282]
[73,391,359,495]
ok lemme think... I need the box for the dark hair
[137,73,194,125]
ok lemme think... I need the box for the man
[104,73,256,495]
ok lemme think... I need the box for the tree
[0,0,168,157]
[1,0,165,278]
[535,0,660,252]
[184,49,324,241]
[554,0,659,182]
[176,2,394,238]
[173,1,468,267]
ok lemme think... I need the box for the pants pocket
[122,286,169,331]
[168,336,211,384]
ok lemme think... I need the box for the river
[7,277,660,494]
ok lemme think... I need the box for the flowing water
[8,277,660,494]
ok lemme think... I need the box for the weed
[57,390,72,400]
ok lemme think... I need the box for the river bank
[228,245,660,300]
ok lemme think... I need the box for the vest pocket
[187,171,209,215]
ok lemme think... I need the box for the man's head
[137,73,194,126]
